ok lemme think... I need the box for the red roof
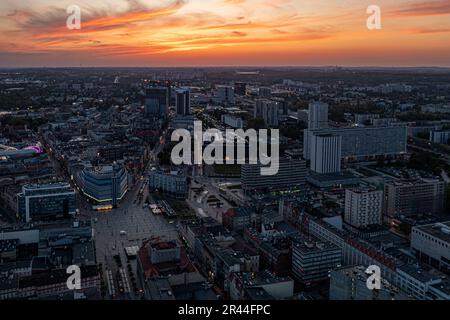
[138,238,196,279]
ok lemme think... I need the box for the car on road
[120,230,127,236]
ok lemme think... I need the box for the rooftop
[413,221,450,244]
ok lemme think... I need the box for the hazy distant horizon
[1,65,450,71]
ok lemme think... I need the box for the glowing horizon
[1,0,450,67]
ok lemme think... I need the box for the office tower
[216,85,235,105]
[410,222,450,273]
[344,187,383,228]
[75,163,128,208]
[17,183,76,222]
[310,133,341,174]
[241,158,306,193]
[234,82,247,96]
[308,101,329,129]
[384,178,446,219]
[145,86,169,119]
[292,237,341,284]
[272,97,288,116]
[175,88,190,116]
[254,99,279,127]
[303,126,407,160]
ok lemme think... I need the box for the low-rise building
[292,237,341,284]
[228,270,294,300]
[396,264,450,300]
[330,266,410,300]
[148,169,188,199]
[411,222,450,273]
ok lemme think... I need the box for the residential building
[215,85,235,105]
[308,101,328,129]
[222,207,260,232]
[254,99,279,127]
[345,187,383,228]
[310,133,341,174]
[304,126,407,160]
[384,179,446,219]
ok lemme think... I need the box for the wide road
[92,137,177,300]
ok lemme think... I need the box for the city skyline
[1,0,450,67]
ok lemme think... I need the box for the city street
[91,140,178,300]
[187,177,235,223]
[92,179,178,299]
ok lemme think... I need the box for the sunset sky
[0,0,450,67]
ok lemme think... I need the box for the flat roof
[414,221,450,244]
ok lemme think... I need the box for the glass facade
[75,164,128,207]
[17,183,77,222]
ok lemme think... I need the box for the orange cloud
[0,0,449,67]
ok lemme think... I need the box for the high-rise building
[215,85,235,105]
[175,88,190,116]
[272,97,289,116]
[234,82,247,96]
[384,179,446,219]
[241,158,306,193]
[303,126,407,160]
[74,163,128,207]
[254,99,279,127]
[310,133,341,174]
[17,183,76,222]
[308,101,329,129]
[344,187,383,228]
[145,86,169,119]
